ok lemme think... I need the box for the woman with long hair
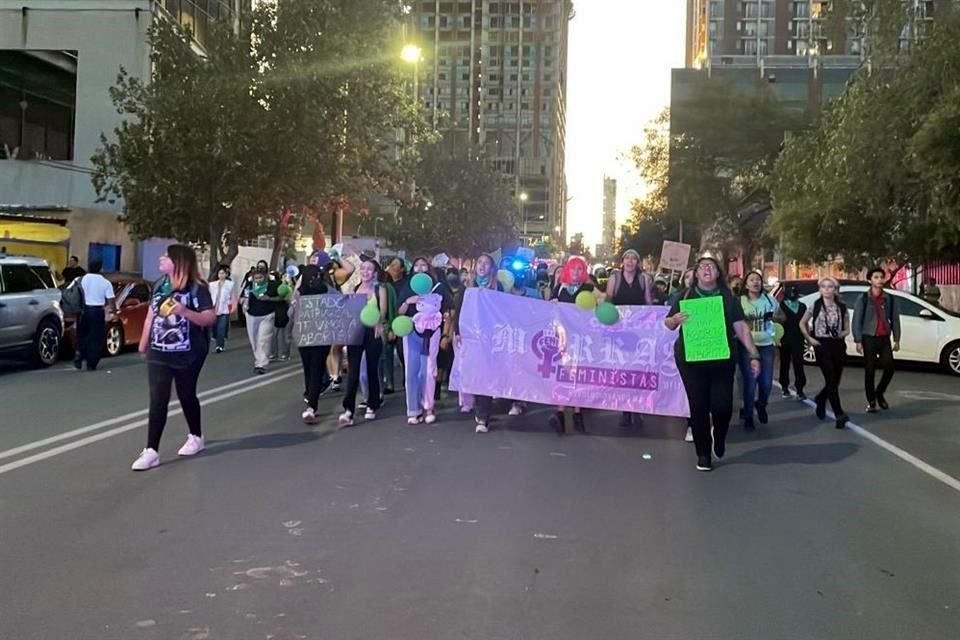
[454,254,502,433]
[397,256,454,424]
[799,278,850,429]
[132,245,216,471]
[338,258,387,426]
[665,256,760,472]
[380,259,403,394]
[738,270,779,431]
[605,248,655,427]
[549,256,595,435]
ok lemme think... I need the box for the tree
[385,146,516,257]
[768,13,960,273]
[92,1,428,273]
[92,18,271,272]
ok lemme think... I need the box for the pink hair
[559,256,589,286]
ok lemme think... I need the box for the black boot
[619,412,632,427]
[835,413,849,429]
[549,411,566,436]
[573,412,586,434]
[815,394,827,420]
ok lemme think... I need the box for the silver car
[0,254,64,367]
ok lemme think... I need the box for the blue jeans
[739,344,775,420]
[213,314,230,349]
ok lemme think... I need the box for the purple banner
[451,288,690,417]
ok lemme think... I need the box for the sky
[565,1,687,249]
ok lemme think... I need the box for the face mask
[447,276,460,287]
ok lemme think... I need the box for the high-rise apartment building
[598,175,616,260]
[406,0,572,245]
[686,0,948,70]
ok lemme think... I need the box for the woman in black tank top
[548,257,595,436]
[605,249,653,426]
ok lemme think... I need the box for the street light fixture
[401,44,422,99]
[518,191,529,242]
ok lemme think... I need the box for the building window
[0,53,77,161]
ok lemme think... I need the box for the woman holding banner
[397,257,454,425]
[606,248,656,428]
[453,254,503,433]
[295,251,354,425]
[549,256,595,436]
[665,256,760,472]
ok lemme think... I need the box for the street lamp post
[518,191,529,241]
[401,44,422,105]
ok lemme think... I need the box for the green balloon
[497,269,515,291]
[360,305,380,328]
[773,322,785,346]
[595,302,620,326]
[575,290,596,310]
[277,284,292,299]
[392,315,414,337]
[410,272,433,295]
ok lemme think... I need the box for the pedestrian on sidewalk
[800,277,850,429]
[776,284,807,400]
[208,265,235,353]
[339,258,387,426]
[132,244,216,471]
[738,271,779,431]
[665,256,760,472]
[853,267,901,413]
[243,267,281,374]
[74,260,116,372]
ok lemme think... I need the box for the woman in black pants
[339,258,387,426]
[132,245,216,471]
[665,257,760,472]
[799,277,850,429]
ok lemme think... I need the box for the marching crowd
[126,244,903,473]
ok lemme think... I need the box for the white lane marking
[777,383,960,494]
[0,365,298,462]
[0,369,300,477]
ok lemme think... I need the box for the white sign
[658,241,692,272]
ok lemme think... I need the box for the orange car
[63,275,153,358]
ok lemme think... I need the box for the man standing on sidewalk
[853,267,901,413]
[75,260,115,372]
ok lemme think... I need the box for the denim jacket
[852,290,901,343]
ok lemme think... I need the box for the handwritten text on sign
[678,296,730,362]
[292,294,366,347]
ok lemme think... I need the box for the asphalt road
[1,343,958,640]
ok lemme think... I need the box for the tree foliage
[92,0,428,272]
[768,13,960,271]
[385,147,516,257]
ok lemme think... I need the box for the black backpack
[61,276,85,315]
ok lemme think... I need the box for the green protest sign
[679,296,730,362]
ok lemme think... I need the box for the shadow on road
[201,430,331,457]
[727,442,860,466]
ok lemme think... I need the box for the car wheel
[803,344,817,365]
[105,324,125,357]
[33,318,62,367]
[941,342,960,377]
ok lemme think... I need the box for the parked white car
[799,286,960,376]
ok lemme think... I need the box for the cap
[621,249,641,261]
[312,250,331,267]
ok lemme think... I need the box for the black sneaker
[573,413,586,434]
[835,414,849,429]
[254,367,266,375]
[743,417,756,432]
[73,357,82,370]
[797,392,807,401]
[866,403,878,414]
[331,377,342,391]
[756,404,769,424]
[877,395,890,411]
[619,412,633,427]
[696,456,712,472]
[549,412,566,436]
[713,438,726,459]
[781,390,792,399]
[384,387,396,395]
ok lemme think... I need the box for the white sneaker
[177,435,205,457]
[460,406,472,414]
[407,415,422,425]
[301,407,319,425]
[684,427,694,443]
[475,420,489,434]
[508,404,523,417]
[424,413,437,424]
[364,408,376,420]
[131,448,160,471]
[338,411,354,427]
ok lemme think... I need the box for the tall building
[599,175,616,260]
[1,0,250,274]
[686,0,949,70]
[406,0,572,246]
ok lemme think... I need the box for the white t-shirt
[208,279,235,315]
[79,274,116,307]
